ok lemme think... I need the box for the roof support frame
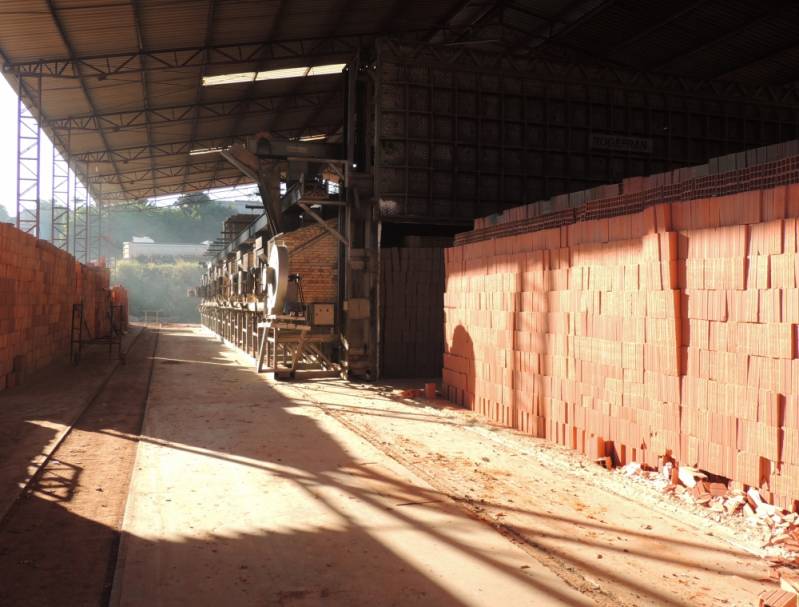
[93,160,221,186]
[129,0,158,201]
[48,90,345,132]
[42,0,132,202]
[69,118,342,163]
[712,38,799,81]
[602,0,712,56]
[101,174,249,201]
[208,0,292,186]
[493,0,619,54]
[649,8,782,73]
[259,0,358,142]
[3,34,375,79]
[178,0,218,198]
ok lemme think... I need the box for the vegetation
[107,195,255,323]
[5,194,255,323]
[113,259,201,322]
[103,194,250,256]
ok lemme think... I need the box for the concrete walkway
[111,326,591,607]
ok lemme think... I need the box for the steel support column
[72,168,89,262]
[92,183,102,263]
[51,145,70,249]
[16,76,41,237]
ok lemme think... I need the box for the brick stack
[380,247,444,377]
[0,223,112,392]
[444,181,799,509]
[674,187,799,510]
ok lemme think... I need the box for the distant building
[123,241,207,260]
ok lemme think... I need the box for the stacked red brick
[444,184,799,508]
[674,187,799,510]
[0,223,113,392]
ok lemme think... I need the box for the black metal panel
[374,41,799,222]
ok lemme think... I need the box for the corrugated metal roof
[0,0,470,203]
[2,0,799,204]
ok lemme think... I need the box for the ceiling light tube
[189,147,225,155]
[298,134,328,142]
[203,63,346,87]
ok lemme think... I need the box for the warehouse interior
[4,1,799,605]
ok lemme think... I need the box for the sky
[0,76,259,218]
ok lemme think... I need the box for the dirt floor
[282,379,776,607]
[0,327,158,607]
[112,325,591,607]
[0,323,785,606]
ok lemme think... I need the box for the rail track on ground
[0,325,161,607]
[0,326,157,529]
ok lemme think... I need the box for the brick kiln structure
[280,219,339,304]
[0,223,123,392]
[444,154,799,510]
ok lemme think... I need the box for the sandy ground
[0,328,140,521]
[112,325,592,607]
[284,377,777,607]
[0,324,781,606]
[113,325,777,607]
[0,327,157,607]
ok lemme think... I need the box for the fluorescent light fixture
[306,64,346,76]
[298,134,327,142]
[189,147,225,156]
[203,63,346,87]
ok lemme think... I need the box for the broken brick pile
[0,223,116,392]
[444,151,799,509]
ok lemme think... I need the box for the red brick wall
[279,219,339,303]
[444,184,799,509]
[0,223,112,392]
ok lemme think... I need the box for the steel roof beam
[43,0,131,201]
[71,122,341,163]
[3,34,374,79]
[602,0,712,55]
[48,90,345,132]
[208,0,291,186]
[92,159,221,183]
[425,0,480,44]
[257,0,354,148]
[524,0,619,48]
[712,37,799,81]
[130,0,158,203]
[102,174,249,201]
[177,0,218,196]
[72,137,234,163]
[649,8,783,72]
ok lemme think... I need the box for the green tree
[113,259,201,322]
[175,192,212,217]
[0,205,11,223]
[103,199,240,257]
